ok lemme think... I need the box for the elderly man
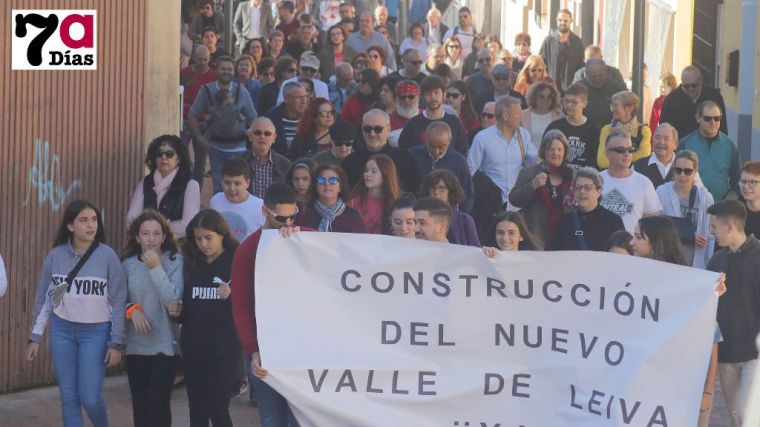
[578,58,626,128]
[188,56,257,192]
[398,75,469,154]
[389,49,426,84]
[345,12,397,70]
[572,45,626,88]
[661,65,728,138]
[467,101,496,144]
[388,79,421,145]
[423,6,448,45]
[246,117,292,198]
[600,132,661,231]
[233,0,275,56]
[633,123,678,188]
[374,5,397,43]
[266,82,308,157]
[276,51,329,102]
[468,97,537,209]
[313,121,355,166]
[328,62,356,116]
[539,8,584,92]
[285,23,320,59]
[678,101,740,201]
[423,43,445,75]
[341,108,420,191]
[409,121,474,212]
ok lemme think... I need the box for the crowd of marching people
[5,1,758,426]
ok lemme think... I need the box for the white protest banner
[255,231,719,427]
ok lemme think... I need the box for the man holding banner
[231,182,302,427]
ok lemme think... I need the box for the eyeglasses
[740,179,760,188]
[447,45,461,49]
[481,112,495,119]
[156,149,176,159]
[701,115,721,122]
[266,206,299,223]
[673,167,694,176]
[362,125,385,134]
[607,146,635,154]
[317,176,340,185]
[252,130,274,137]
[477,57,492,64]
[446,92,461,99]
[682,83,700,89]
[408,60,423,66]
[430,185,448,192]
[334,140,354,147]
[398,94,417,100]
[529,68,545,73]
[493,75,510,81]
[285,67,298,73]
[317,110,335,118]
[574,184,598,193]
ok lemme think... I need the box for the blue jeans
[50,315,111,427]
[209,147,246,194]
[250,376,299,427]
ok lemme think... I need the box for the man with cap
[471,62,526,114]
[276,51,330,102]
[313,121,356,166]
[388,79,422,146]
[398,75,469,154]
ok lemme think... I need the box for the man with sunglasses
[313,121,355,166]
[246,117,292,198]
[443,7,476,59]
[341,108,420,191]
[398,76,469,155]
[231,182,306,427]
[599,132,661,232]
[467,101,496,145]
[661,65,728,138]
[389,49,426,85]
[465,49,494,112]
[678,101,740,201]
[471,62,526,116]
[389,80,422,145]
[276,51,329,103]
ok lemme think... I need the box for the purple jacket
[448,210,481,247]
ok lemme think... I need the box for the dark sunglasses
[362,125,385,134]
[673,167,694,176]
[267,206,299,223]
[446,92,461,99]
[285,67,298,73]
[317,176,340,185]
[608,146,636,154]
[447,45,461,49]
[252,130,274,137]
[480,112,495,119]
[682,83,699,89]
[701,115,721,122]
[398,94,417,100]
[408,60,423,66]
[156,149,176,159]
[334,140,354,147]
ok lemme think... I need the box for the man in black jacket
[660,65,728,138]
[707,200,760,426]
[341,108,420,192]
[633,123,677,188]
[539,9,585,93]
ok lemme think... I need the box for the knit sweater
[123,253,184,356]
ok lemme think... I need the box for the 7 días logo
[12,10,97,70]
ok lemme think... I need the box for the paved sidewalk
[0,374,733,426]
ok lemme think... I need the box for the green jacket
[678,130,740,201]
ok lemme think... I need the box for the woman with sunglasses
[445,80,479,133]
[514,55,553,97]
[366,45,391,77]
[597,90,652,169]
[655,150,714,268]
[348,154,401,234]
[521,82,563,150]
[341,68,381,127]
[289,98,336,158]
[296,164,368,233]
[442,36,463,79]
[127,135,200,240]
[256,57,276,85]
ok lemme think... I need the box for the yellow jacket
[597,122,652,169]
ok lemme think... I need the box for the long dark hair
[53,200,107,248]
[637,216,687,266]
[485,211,542,251]
[121,209,180,261]
[351,154,401,230]
[183,210,239,278]
[144,135,192,181]
[448,80,478,126]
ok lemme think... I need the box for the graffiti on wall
[23,138,81,211]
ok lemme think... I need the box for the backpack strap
[515,129,527,166]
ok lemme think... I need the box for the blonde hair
[611,90,640,111]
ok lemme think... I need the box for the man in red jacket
[231,182,302,426]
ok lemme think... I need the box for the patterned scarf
[314,198,345,232]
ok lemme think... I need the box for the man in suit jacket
[423,7,448,45]
[633,123,677,189]
[234,0,275,56]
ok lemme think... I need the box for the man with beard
[188,55,258,192]
[442,7,477,59]
[389,80,422,146]
[539,9,584,93]
[398,75,469,154]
